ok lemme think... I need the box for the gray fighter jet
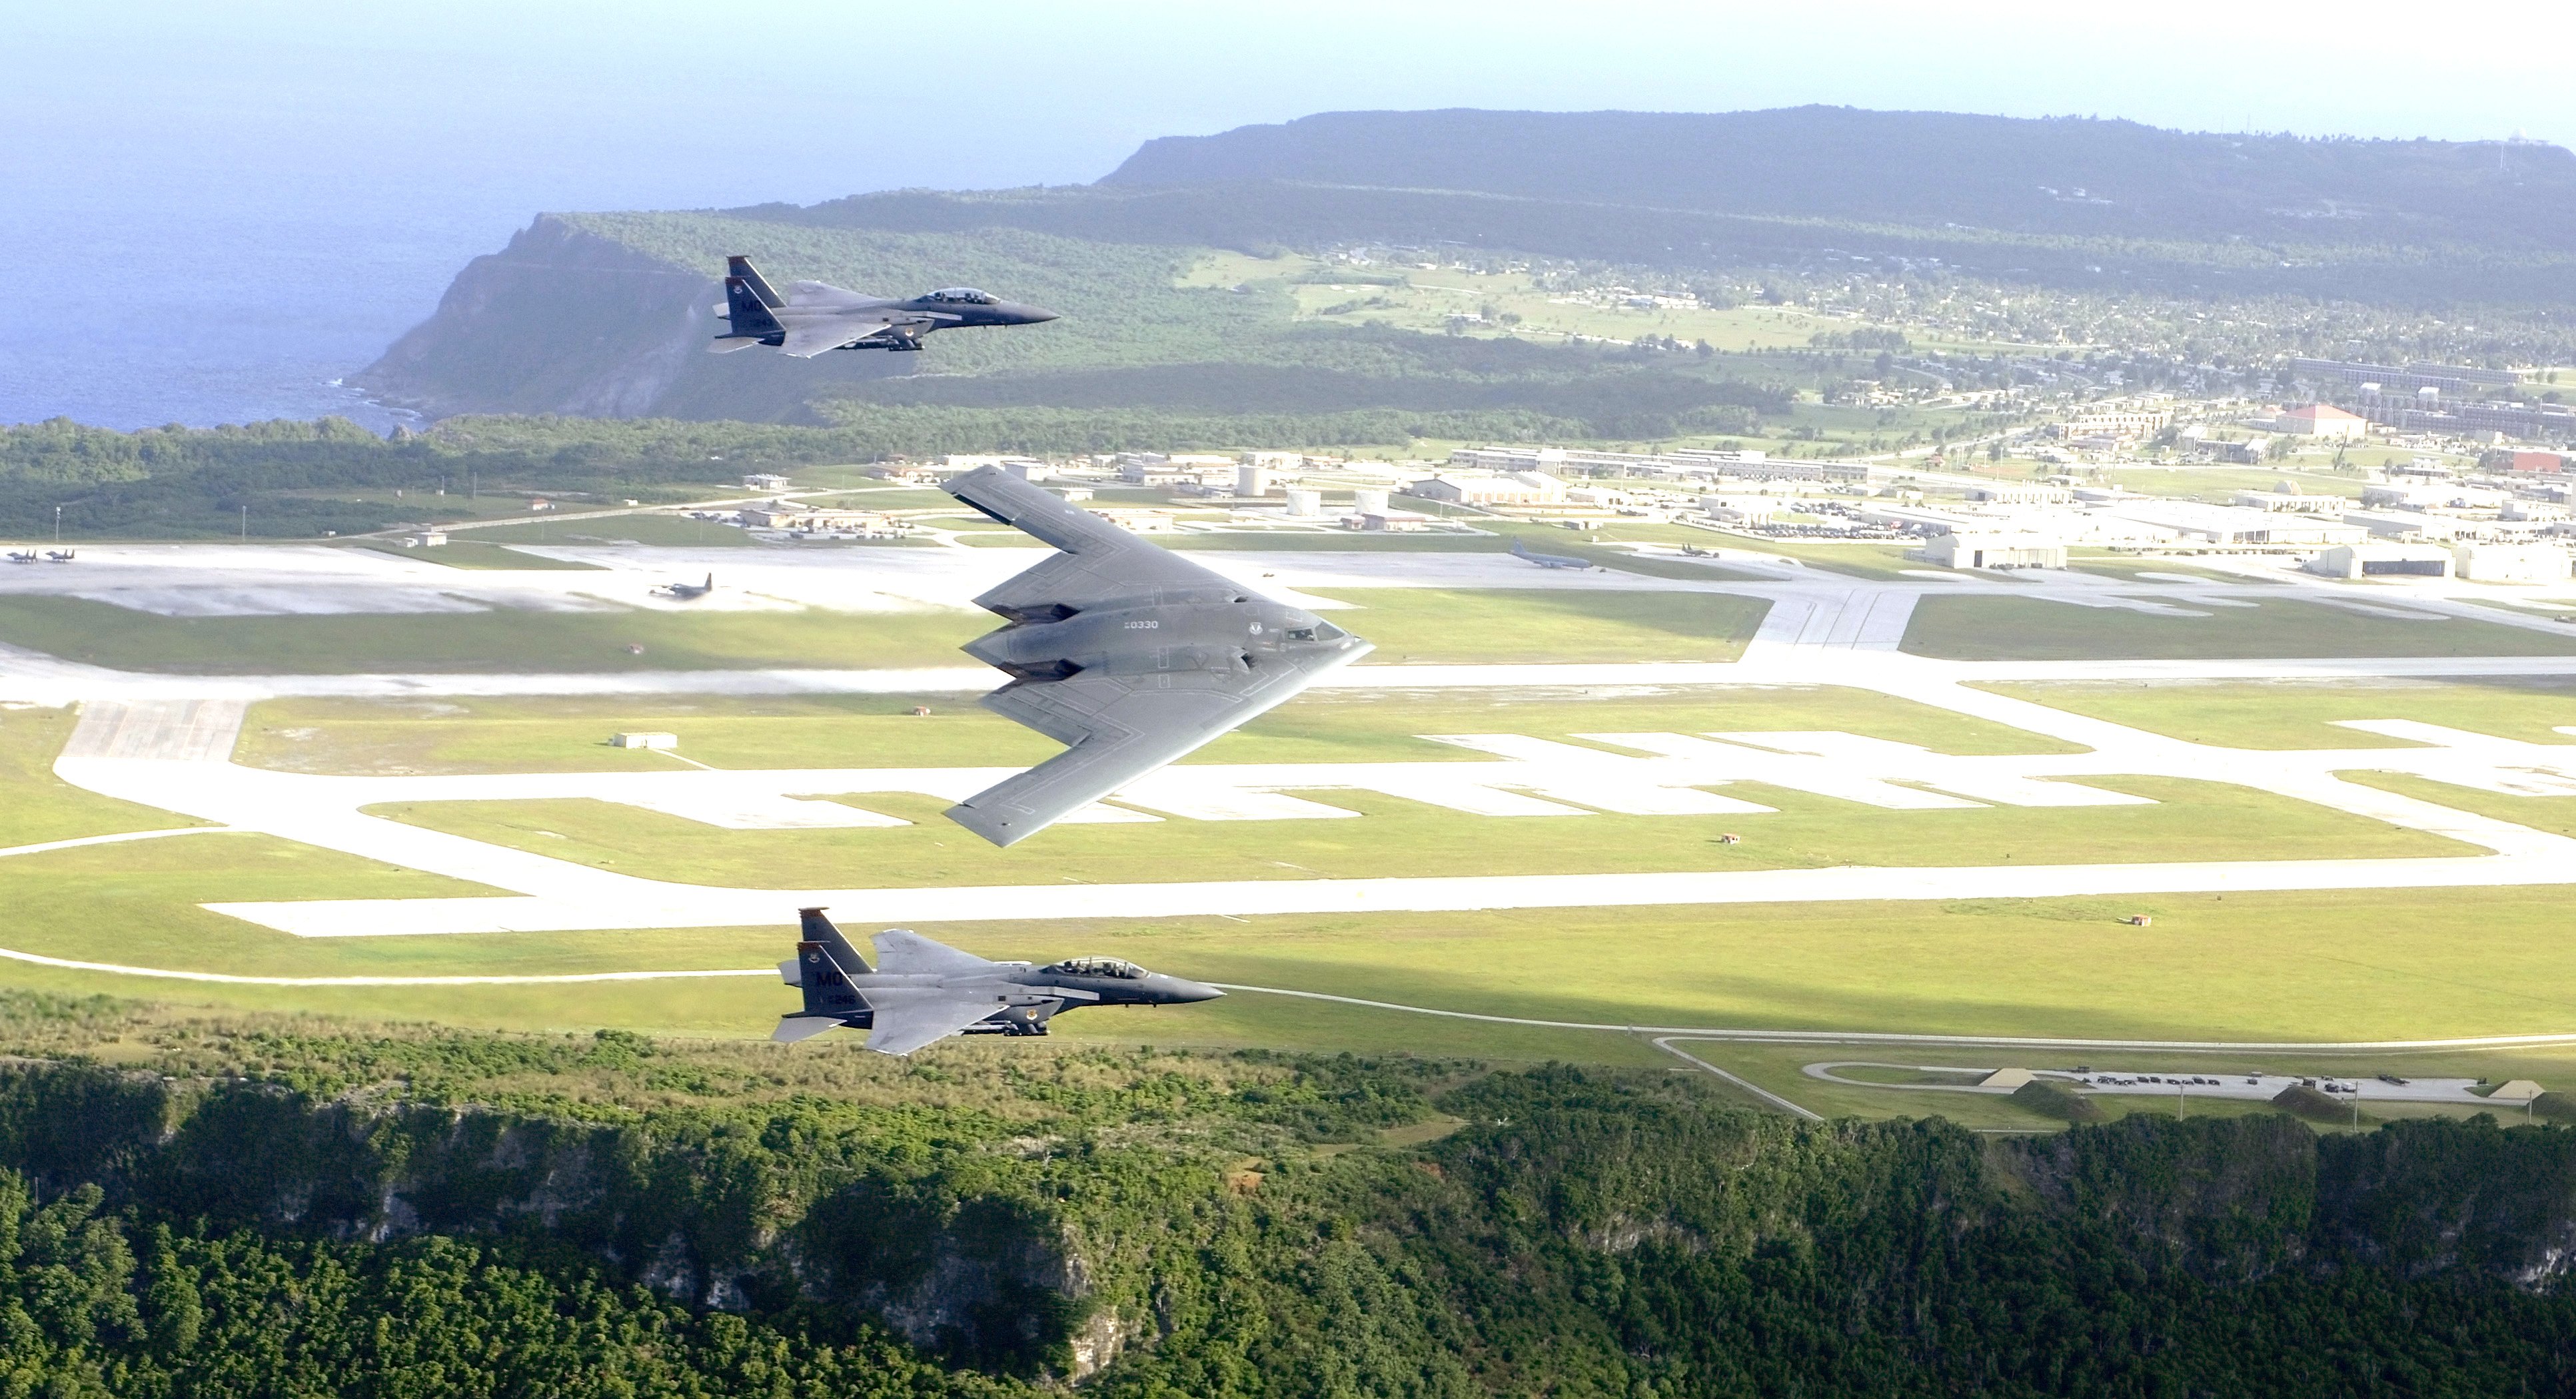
[940,466,1374,845]
[652,573,713,600]
[709,255,1059,357]
[773,908,1224,1055]
[1509,537,1595,570]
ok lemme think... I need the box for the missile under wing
[940,466,1373,845]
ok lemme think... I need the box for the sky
[3,0,2569,428]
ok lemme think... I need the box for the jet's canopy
[1045,957,1145,979]
[926,287,998,304]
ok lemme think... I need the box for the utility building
[2309,543,2454,579]
[1924,532,2067,570]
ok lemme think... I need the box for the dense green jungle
[9,991,2576,1397]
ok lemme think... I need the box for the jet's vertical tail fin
[1510,538,1531,558]
[784,907,871,1021]
[724,276,786,337]
[727,255,787,309]
[703,574,714,592]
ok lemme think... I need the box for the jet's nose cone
[1163,977,1225,1004]
[1018,304,1061,324]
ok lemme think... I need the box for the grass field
[369,775,2471,891]
[461,514,757,547]
[234,684,2084,775]
[2337,771,2576,837]
[1904,596,2576,661]
[1701,534,1922,580]
[0,707,213,847]
[0,596,989,674]
[1978,677,2576,749]
[9,879,2576,1083]
[1310,588,1768,663]
[354,541,605,571]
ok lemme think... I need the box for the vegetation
[8,1002,2576,1395]
[1903,596,2576,661]
[1979,676,2576,749]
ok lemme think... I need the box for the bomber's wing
[952,644,1366,845]
[944,465,1237,616]
[860,989,1010,1057]
[873,929,995,976]
[778,315,898,358]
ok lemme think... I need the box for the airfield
[7,522,2576,1129]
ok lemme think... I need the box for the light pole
[54,505,61,543]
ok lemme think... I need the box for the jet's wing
[952,644,1367,846]
[778,316,898,358]
[860,988,1011,1057]
[873,929,995,976]
[945,465,1238,616]
[786,280,880,307]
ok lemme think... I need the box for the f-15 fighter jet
[708,255,1058,357]
[772,909,1223,1055]
[939,466,1374,845]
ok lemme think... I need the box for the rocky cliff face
[356,216,714,420]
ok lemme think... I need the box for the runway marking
[0,943,774,987]
[0,827,228,859]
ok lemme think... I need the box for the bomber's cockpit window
[928,287,997,304]
[1283,620,1344,644]
[1046,957,1144,979]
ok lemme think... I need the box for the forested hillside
[8,994,2576,1396]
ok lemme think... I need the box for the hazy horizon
[5,0,2569,430]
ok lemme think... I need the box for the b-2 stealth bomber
[773,908,1224,1055]
[939,465,1374,845]
[1509,537,1595,570]
[709,255,1058,357]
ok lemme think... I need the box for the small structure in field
[612,732,678,750]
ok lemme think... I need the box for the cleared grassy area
[1904,596,2576,661]
[1978,677,2576,749]
[0,706,213,847]
[0,596,987,674]
[354,540,604,571]
[2100,468,2367,501]
[1702,534,1921,580]
[2337,771,2576,837]
[462,514,757,547]
[370,775,2471,891]
[234,684,2083,776]
[1313,587,1768,663]
[2063,556,2283,583]
[10,883,2576,1067]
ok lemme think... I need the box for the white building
[2277,404,2371,440]
[2309,543,2453,579]
[2105,500,2367,547]
[2453,542,2573,584]
[1924,532,2068,569]
[1403,472,1567,506]
[2343,510,2459,542]
[741,473,791,492]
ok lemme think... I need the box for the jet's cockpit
[1045,957,1145,979]
[926,288,998,304]
[1282,621,1349,644]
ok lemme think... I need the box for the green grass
[1904,597,2576,661]
[2099,468,2367,501]
[368,775,2471,891]
[2063,556,2281,583]
[1312,588,1769,664]
[2336,770,2576,837]
[0,707,214,847]
[1978,678,2576,749]
[460,514,757,547]
[233,684,2084,775]
[354,540,605,570]
[1700,534,1922,580]
[0,596,989,674]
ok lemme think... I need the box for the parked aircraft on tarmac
[773,909,1223,1055]
[1511,537,1595,570]
[652,574,714,600]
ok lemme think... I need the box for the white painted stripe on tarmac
[0,827,228,859]
[0,943,776,987]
